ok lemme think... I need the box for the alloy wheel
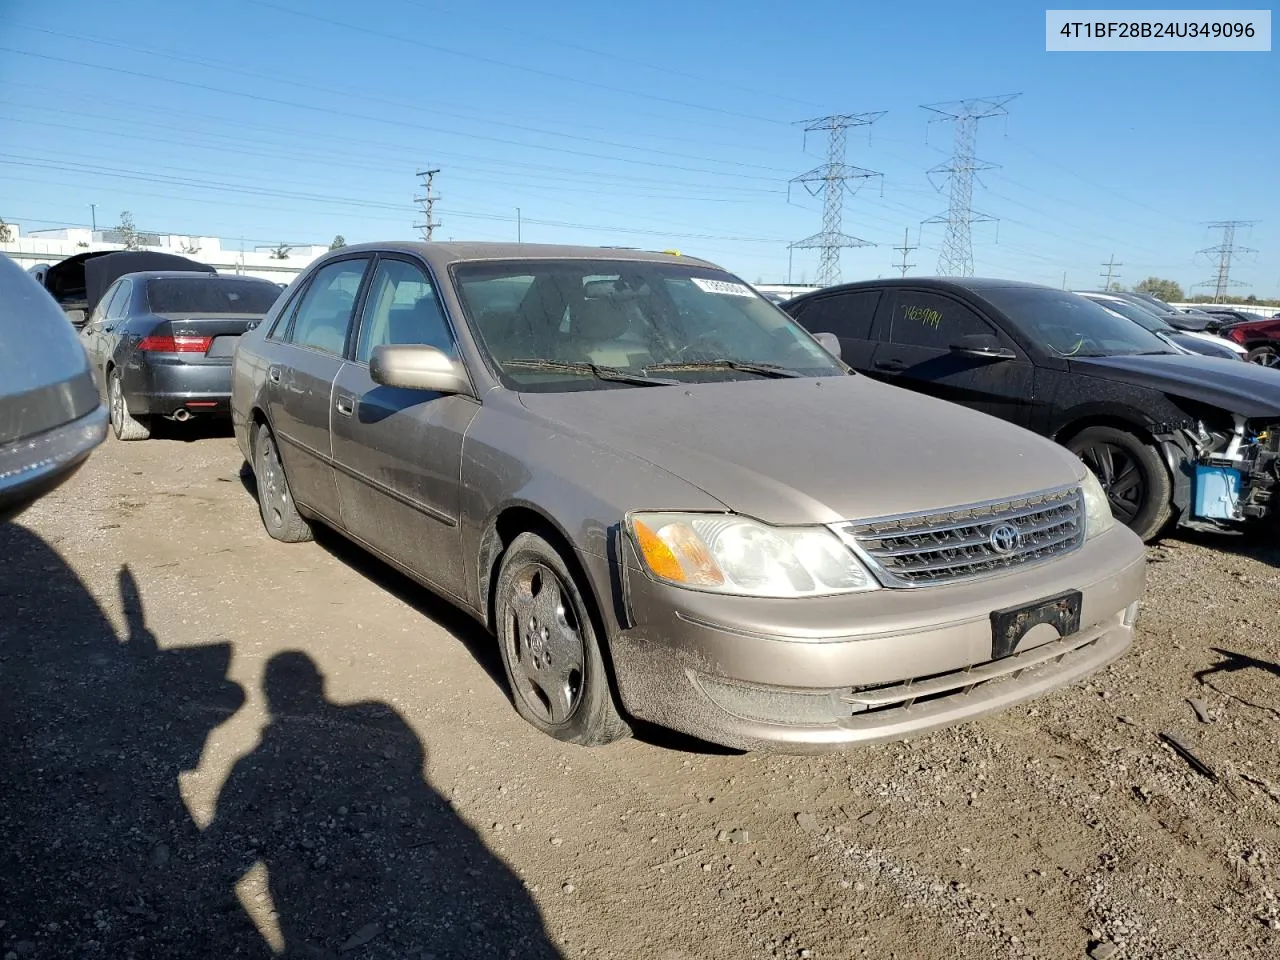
[502,562,586,725]
[1080,441,1145,526]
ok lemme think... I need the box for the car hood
[517,375,1085,525]
[1069,354,1280,419]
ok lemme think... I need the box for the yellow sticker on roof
[691,277,754,298]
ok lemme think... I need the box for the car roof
[792,276,1058,300]
[117,271,273,281]
[328,240,719,271]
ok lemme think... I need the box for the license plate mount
[990,590,1082,660]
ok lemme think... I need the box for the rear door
[871,288,1035,427]
[81,279,126,385]
[330,256,478,599]
[264,256,371,526]
[786,288,883,372]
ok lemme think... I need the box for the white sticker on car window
[690,277,755,298]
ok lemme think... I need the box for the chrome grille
[835,486,1084,587]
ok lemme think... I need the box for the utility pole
[516,207,522,243]
[892,228,917,277]
[1197,220,1257,302]
[921,94,1019,277]
[89,203,97,233]
[1062,271,1067,290]
[1100,254,1122,291]
[414,168,441,241]
[788,111,885,287]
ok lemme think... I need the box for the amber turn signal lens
[633,520,687,582]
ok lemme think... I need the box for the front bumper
[606,524,1145,753]
[0,406,109,523]
[125,357,233,416]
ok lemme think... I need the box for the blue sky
[0,0,1275,294]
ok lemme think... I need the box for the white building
[0,222,331,284]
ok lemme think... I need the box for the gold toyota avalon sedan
[231,242,1145,753]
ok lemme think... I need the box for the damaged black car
[784,278,1280,542]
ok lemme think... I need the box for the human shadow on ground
[1195,647,1280,719]
[0,524,563,959]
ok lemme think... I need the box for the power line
[1196,220,1258,302]
[1100,254,1122,290]
[788,112,885,287]
[893,228,917,277]
[920,94,1019,277]
[414,169,441,241]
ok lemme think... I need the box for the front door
[263,256,371,525]
[870,288,1035,428]
[330,256,478,599]
[787,288,883,373]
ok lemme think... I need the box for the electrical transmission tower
[788,112,885,287]
[893,228,917,277]
[921,94,1019,277]
[1197,220,1257,301]
[414,168,441,241]
[1100,254,1122,290]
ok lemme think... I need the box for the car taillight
[138,335,214,353]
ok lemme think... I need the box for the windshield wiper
[503,358,676,386]
[644,359,804,378]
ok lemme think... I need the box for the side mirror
[369,344,469,395]
[950,334,1016,360]
[811,331,841,359]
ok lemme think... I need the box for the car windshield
[982,287,1176,358]
[451,259,845,390]
[1086,297,1172,333]
[146,277,281,314]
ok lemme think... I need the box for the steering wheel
[1043,324,1091,357]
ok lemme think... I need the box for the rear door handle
[335,394,355,417]
[268,365,281,383]
[874,358,906,372]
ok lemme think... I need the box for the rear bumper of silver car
[0,406,109,523]
[602,524,1145,753]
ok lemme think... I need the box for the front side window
[888,291,992,349]
[286,258,369,356]
[981,287,1175,358]
[355,259,455,364]
[452,259,844,391]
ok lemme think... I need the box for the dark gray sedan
[80,272,282,439]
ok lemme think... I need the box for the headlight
[1079,470,1116,540]
[628,512,879,597]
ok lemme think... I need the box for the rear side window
[105,279,133,319]
[791,290,881,340]
[888,290,993,350]
[355,259,455,363]
[147,278,280,315]
[285,259,369,356]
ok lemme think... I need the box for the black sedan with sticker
[80,271,283,440]
[784,278,1280,542]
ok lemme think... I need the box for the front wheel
[1067,426,1173,542]
[494,532,629,746]
[1247,344,1280,367]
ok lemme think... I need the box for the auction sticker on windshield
[691,278,755,297]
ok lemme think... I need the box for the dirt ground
[2,423,1278,960]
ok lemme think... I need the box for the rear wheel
[1247,344,1280,367]
[1067,426,1172,542]
[108,370,151,441]
[253,422,313,543]
[494,532,629,746]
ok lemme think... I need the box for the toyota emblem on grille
[987,523,1022,554]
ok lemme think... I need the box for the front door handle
[335,394,355,417]
[874,358,906,373]
[268,365,281,383]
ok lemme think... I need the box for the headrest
[572,298,628,341]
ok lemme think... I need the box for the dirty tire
[494,532,629,746]
[108,370,151,441]
[1067,425,1172,542]
[1246,344,1280,367]
[254,422,313,543]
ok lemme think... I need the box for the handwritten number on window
[902,304,943,330]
